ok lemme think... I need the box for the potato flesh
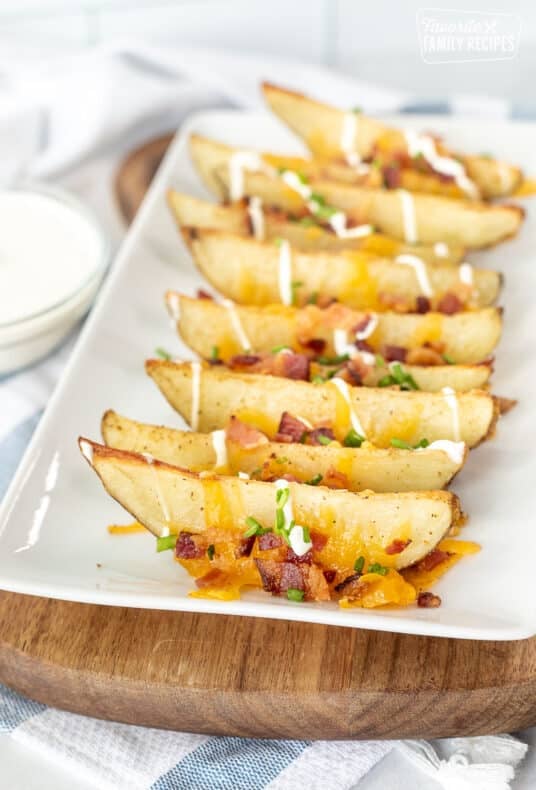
[87,440,457,571]
[102,411,465,493]
[146,361,497,448]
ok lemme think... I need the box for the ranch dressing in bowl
[0,185,108,373]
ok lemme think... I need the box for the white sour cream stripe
[442,386,461,442]
[459,262,474,286]
[247,196,265,240]
[274,478,312,557]
[434,242,449,258]
[229,151,272,201]
[341,112,360,166]
[398,189,418,243]
[278,240,293,305]
[404,130,479,200]
[355,313,379,341]
[418,440,466,465]
[141,452,171,533]
[395,254,433,298]
[330,377,367,438]
[281,170,312,200]
[211,429,228,468]
[329,212,374,239]
[333,328,375,366]
[190,361,202,432]
[221,299,252,351]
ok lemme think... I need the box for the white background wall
[0,0,534,104]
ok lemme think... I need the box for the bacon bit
[355,339,374,353]
[306,564,331,601]
[316,294,337,309]
[285,546,313,565]
[378,292,413,313]
[226,416,269,449]
[406,347,444,366]
[279,352,310,381]
[255,559,331,601]
[195,568,225,588]
[385,538,411,555]
[306,427,336,446]
[477,356,494,368]
[346,355,371,384]
[352,314,373,334]
[228,354,262,368]
[323,569,336,584]
[258,533,284,551]
[275,412,309,443]
[424,340,446,354]
[176,532,206,559]
[415,548,450,572]
[383,345,407,363]
[235,536,255,558]
[437,292,463,315]
[383,165,401,189]
[324,465,350,490]
[416,295,431,314]
[311,531,328,552]
[417,591,442,608]
[197,289,213,300]
[303,337,326,354]
[334,572,362,593]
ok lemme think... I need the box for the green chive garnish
[316,353,350,365]
[297,216,316,227]
[352,106,362,114]
[378,363,418,391]
[156,534,178,552]
[308,291,319,305]
[368,562,388,576]
[391,437,429,451]
[291,280,304,305]
[210,345,219,360]
[275,456,289,465]
[375,353,386,367]
[307,473,323,486]
[272,344,290,353]
[302,525,311,543]
[354,555,365,573]
[442,353,455,365]
[207,544,215,560]
[155,347,172,361]
[276,487,290,508]
[312,375,326,384]
[244,516,269,538]
[343,429,364,448]
[286,588,305,602]
[317,434,332,446]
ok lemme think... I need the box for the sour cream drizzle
[330,377,367,438]
[434,242,449,259]
[281,170,312,200]
[333,328,375,366]
[398,189,418,243]
[395,254,433,297]
[274,478,312,557]
[442,386,461,441]
[229,151,270,201]
[190,361,202,431]
[404,130,479,199]
[355,313,379,341]
[222,299,251,351]
[141,452,171,533]
[418,439,466,465]
[459,262,474,286]
[247,196,265,240]
[211,429,228,469]
[278,240,293,305]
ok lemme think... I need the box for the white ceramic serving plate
[1,110,535,640]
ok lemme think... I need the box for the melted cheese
[395,254,433,297]
[404,130,479,199]
[442,386,461,441]
[190,361,202,431]
[277,240,293,305]
[247,196,265,240]
[107,522,146,535]
[221,299,251,351]
[330,377,367,438]
[398,189,418,243]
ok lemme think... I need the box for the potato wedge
[173,294,495,386]
[146,360,498,448]
[262,82,523,199]
[79,437,460,572]
[102,410,467,493]
[167,190,466,264]
[182,228,501,311]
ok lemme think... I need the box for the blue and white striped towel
[0,43,533,789]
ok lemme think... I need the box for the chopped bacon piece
[416,295,431,314]
[352,314,373,334]
[378,292,413,313]
[324,465,350,490]
[176,532,206,559]
[306,427,336,446]
[285,546,313,565]
[258,533,284,551]
[278,352,310,381]
[415,548,450,572]
[226,416,269,449]
[355,339,373,353]
[323,569,336,584]
[316,294,337,309]
[346,355,371,384]
[197,289,213,300]
[383,345,407,363]
[382,165,401,189]
[228,354,262,368]
[195,568,225,588]
[424,340,446,354]
[417,591,442,608]
[406,347,444,366]
[275,412,308,443]
[255,559,330,601]
[305,564,332,601]
[437,292,463,315]
[311,531,328,552]
[235,536,255,558]
[385,538,411,555]
[303,337,326,354]
[334,572,362,593]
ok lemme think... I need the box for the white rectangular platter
[1,109,535,640]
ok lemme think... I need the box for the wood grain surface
[1,136,534,739]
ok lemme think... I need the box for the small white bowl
[0,184,109,374]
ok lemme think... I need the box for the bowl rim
[0,182,111,331]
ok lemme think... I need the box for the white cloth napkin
[0,42,531,789]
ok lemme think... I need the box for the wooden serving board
[1,137,535,739]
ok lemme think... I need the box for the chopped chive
[210,345,219,360]
[291,280,304,305]
[276,487,290,509]
[156,534,178,552]
[274,237,284,247]
[390,438,413,450]
[207,544,215,560]
[375,353,386,367]
[272,344,291,353]
[155,347,172,360]
[415,438,429,448]
[287,588,305,602]
[378,374,393,387]
[312,375,326,384]
[343,429,364,448]
[308,291,319,305]
[275,456,289,464]
[368,562,388,576]
[378,363,418,391]
[302,525,311,543]
[316,353,350,365]
[297,216,316,227]
[317,434,332,446]
[352,106,362,114]
[442,353,455,365]
[250,467,262,477]
[307,473,323,486]
[244,516,269,538]
[354,555,365,573]
[275,508,285,533]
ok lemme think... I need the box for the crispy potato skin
[101,410,467,493]
[146,360,499,448]
[80,437,460,570]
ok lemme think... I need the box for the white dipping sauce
[0,190,103,325]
